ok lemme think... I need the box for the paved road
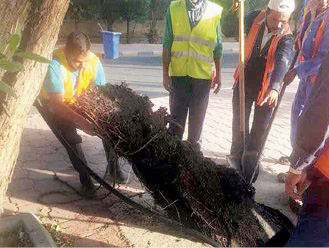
[103,53,239,99]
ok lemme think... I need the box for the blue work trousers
[169,76,211,150]
[286,169,329,247]
[291,78,314,146]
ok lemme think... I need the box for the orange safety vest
[297,5,311,51]
[233,11,292,105]
[299,12,329,83]
[41,47,99,103]
[315,149,329,179]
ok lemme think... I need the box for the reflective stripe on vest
[41,47,99,103]
[171,50,214,63]
[173,35,217,48]
[233,11,292,105]
[299,11,329,83]
[169,0,222,79]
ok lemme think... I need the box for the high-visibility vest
[315,148,329,179]
[299,10,329,83]
[233,11,292,105]
[41,47,99,103]
[169,0,222,80]
[297,4,311,51]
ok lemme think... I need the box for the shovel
[227,0,247,174]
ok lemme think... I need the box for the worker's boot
[105,158,126,184]
[79,174,97,198]
[72,144,96,197]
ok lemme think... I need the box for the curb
[95,49,238,59]
[0,213,56,247]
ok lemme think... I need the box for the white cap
[268,0,295,14]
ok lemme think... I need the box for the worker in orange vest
[39,31,125,196]
[278,0,329,182]
[222,0,295,182]
[285,51,329,247]
[277,0,316,167]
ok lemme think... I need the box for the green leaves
[9,34,21,52]
[0,22,50,99]
[0,81,16,98]
[0,61,24,72]
[15,51,51,63]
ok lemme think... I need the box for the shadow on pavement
[5,127,213,246]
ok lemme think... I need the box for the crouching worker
[38,31,125,196]
[284,52,329,247]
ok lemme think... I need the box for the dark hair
[66,31,91,56]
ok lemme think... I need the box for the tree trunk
[0,0,70,214]
[126,18,131,44]
[74,19,79,31]
[107,17,114,31]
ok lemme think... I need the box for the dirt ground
[0,228,33,247]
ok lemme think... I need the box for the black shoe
[79,184,97,199]
[79,173,95,189]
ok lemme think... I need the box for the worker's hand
[285,170,307,201]
[163,75,172,92]
[284,68,297,86]
[79,119,97,136]
[213,75,221,94]
[260,90,279,107]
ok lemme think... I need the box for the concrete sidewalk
[91,42,239,57]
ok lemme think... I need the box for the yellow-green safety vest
[169,0,222,79]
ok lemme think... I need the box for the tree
[146,0,170,44]
[67,0,99,31]
[213,0,268,16]
[0,0,70,213]
[99,0,122,31]
[120,0,150,43]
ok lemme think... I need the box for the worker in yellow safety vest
[39,31,124,196]
[162,0,223,151]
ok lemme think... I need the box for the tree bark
[126,18,131,44]
[107,17,114,31]
[0,0,70,213]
